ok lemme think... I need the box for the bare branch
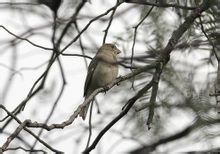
[60,1,124,53]
[102,1,121,44]
[124,0,197,10]
[0,25,52,51]
[0,105,63,153]
[83,80,154,153]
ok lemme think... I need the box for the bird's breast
[92,61,118,88]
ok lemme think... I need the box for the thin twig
[60,1,124,53]
[61,53,92,60]
[4,146,46,153]
[56,0,87,47]
[0,25,52,51]
[199,17,219,60]
[0,2,38,5]
[124,0,197,10]
[102,1,120,44]
[130,2,155,89]
[131,2,155,65]
[86,101,94,148]
[74,21,89,68]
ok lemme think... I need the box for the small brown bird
[79,43,121,120]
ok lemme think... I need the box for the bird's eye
[111,45,115,49]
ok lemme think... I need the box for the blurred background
[0,0,220,153]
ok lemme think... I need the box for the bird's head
[99,43,121,56]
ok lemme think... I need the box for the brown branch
[159,0,210,62]
[199,16,220,112]
[83,80,154,153]
[1,120,30,151]
[130,2,155,89]
[0,25,52,51]
[74,21,89,68]
[60,1,124,53]
[0,131,32,148]
[4,147,46,153]
[131,2,154,65]
[146,63,163,129]
[130,118,220,153]
[56,0,87,47]
[0,105,63,153]
[199,17,218,60]
[61,53,92,60]
[0,2,38,5]
[86,101,94,149]
[102,1,121,44]
[0,46,18,129]
[124,0,197,10]
[130,124,194,153]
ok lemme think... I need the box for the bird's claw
[116,76,123,86]
[103,86,109,94]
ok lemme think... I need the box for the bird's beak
[117,49,121,54]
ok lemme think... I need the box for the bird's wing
[83,56,99,97]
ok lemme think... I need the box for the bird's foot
[116,76,123,86]
[103,86,109,94]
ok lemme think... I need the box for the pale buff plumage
[79,43,121,120]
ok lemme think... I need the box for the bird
[79,43,121,120]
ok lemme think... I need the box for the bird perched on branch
[79,43,121,120]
